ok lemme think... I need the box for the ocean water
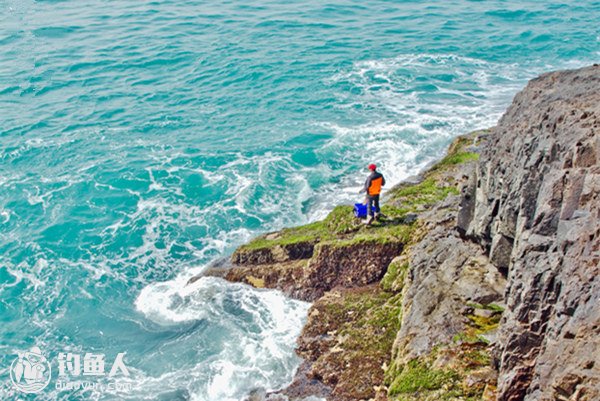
[0,0,598,399]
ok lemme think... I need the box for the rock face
[392,213,506,364]
[302,241,403,299]
[460,65,600,401]
[384,135,508,400]
[226,240,403,302]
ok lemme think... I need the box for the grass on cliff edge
[387,130,484,208]
[238,131,485,252]
[239,203,418,250]
[387,177,459,212]
[238,205,360,250]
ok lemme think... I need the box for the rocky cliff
[461,66,600,401]
[194,65,599,401]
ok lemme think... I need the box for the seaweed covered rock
[294,286,402,401]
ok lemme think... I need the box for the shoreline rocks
[196,65,599,401]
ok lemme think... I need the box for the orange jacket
[362,171,385,196]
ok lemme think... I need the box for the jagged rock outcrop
[389,65,600,401]
[460,65,600,401]
[226,239,403,302]
[384,133,507,400]
[392,205,506,364]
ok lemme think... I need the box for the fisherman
[359,163,385,225]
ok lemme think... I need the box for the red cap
[368,163,377,171]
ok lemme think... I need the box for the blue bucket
[354,203,368,218]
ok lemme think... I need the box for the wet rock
[270,361,332,401]
[225,259,310,299]
[246,388,267,401]
[232,241,316,265]
[294,286,402,401]
[187,256,232,284]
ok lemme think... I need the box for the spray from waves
[0,275,308,401]
[109,277,309,401]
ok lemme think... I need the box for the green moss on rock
[386,343,495,401]
[385,274,501,400]
[467,314,501,333]
[435,151,480,168]
[452,332,490,346]
[389,177,459,209]
[388,359,461,397]
[462,349,492,367]
[239,205,357,251]
[337,290,404,353]
[452,304,503,346]
[381,258,409,292]
[240,204,416,252]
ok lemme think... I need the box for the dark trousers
[367,194,380,217]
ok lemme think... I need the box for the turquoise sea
[1,1,598,400]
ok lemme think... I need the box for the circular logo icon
[10,346,52,394]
